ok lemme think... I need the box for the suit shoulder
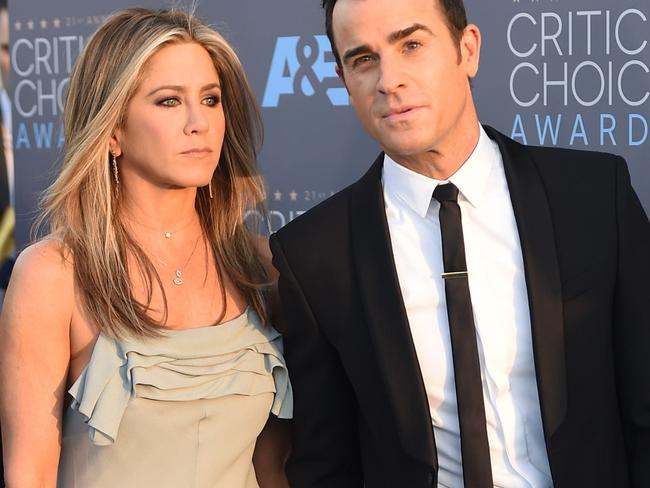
[521,144,630,205]
[525,143,624,172]
[486,125,625,176]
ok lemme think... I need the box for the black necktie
[433,183,493,487]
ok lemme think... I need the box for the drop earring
[208,180,213,199]
[111,152,119,193]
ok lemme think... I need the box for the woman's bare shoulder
[13,237,74,282]
[6,238,75,317]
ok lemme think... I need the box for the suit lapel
[485,126,567,440]
[349,154,436,469]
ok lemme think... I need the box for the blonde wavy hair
[35,7,269,338]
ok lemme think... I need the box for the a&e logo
[262,35,349,107]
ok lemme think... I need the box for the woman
[0,8,291,487]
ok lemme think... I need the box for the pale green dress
[57,308,292,488]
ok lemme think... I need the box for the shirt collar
[383,152,438,218]
[448,125,495,208]
[382,125,496,218]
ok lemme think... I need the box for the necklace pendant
[164,231,172,239]
[173,269,183,285]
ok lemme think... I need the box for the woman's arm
[0,240,74,487]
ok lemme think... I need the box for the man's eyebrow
[387,23,433,44]
[342,44,372,65]
[146,82,221,97]
[341,23,433,66]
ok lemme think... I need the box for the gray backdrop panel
[10,0,649,248]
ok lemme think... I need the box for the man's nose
[377,54,406,95]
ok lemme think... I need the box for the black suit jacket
[270,127,650,488]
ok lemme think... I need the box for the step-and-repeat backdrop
[10,0,649,248]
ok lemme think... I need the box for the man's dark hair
[322,0,468,68]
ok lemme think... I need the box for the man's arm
[270,233,362,488]
[611,156,650,488]
[253,415,291,488]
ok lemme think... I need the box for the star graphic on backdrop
[273,190,283,201]
[289,190,298,201]
[14,21,21,31]
[26,20,34,30]
[40,19,48,29]
[53,18,61,28]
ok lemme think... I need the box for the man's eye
[353,55,373,68]
[404,40,422,51]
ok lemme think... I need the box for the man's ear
[460,23,481,78]
[335,64,350,94]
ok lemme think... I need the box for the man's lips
[381,106,424,122]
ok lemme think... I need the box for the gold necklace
[126,215,197,240]
[154,234,202,286]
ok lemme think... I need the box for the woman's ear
[109,130,123,157]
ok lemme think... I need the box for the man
[269,0,650,486]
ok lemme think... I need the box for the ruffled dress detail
[67,307,292,446]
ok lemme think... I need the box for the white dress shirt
[382,126,553,488]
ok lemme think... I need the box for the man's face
[333,0,480,162]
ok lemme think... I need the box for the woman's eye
[158,97,180,107]
[203,95,221,107]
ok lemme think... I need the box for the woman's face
[114,42,226,192]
